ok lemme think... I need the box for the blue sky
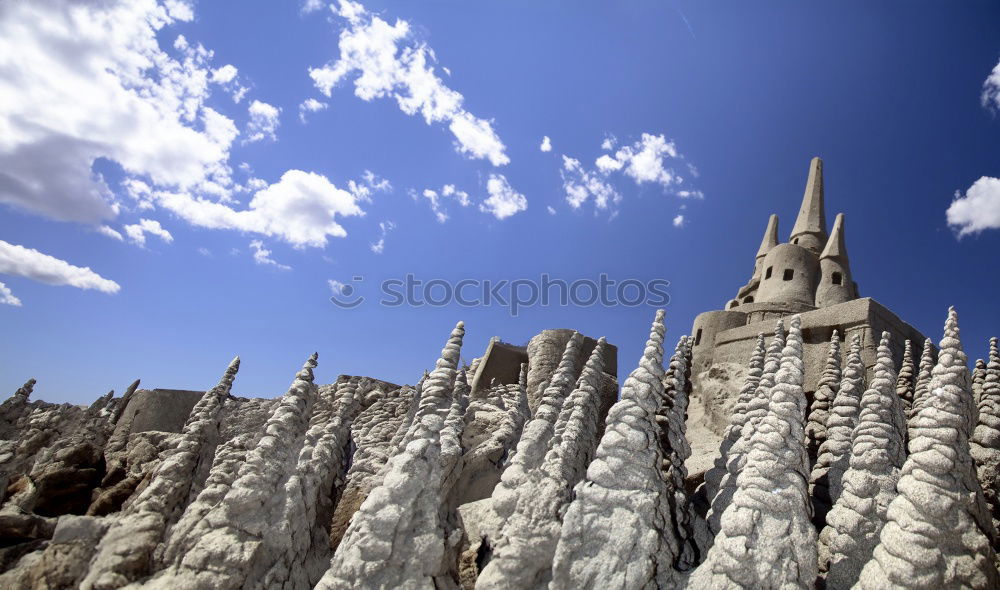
[2,1,1000,403]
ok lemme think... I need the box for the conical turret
[820,213,848,260]
[815,213,857,307]
[752,214,779,278]
[789,157,828,254]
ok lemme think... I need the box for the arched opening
[728,300,740,309]
[765,266,773,279]
[832,272,843,285]
[743,296,754,303]
[793,238,799,244]
[783,269,794,281]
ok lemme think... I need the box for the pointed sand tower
[816,213,858,306]
[789,156,828,255]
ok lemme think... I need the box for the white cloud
[154,169,364,248]
[417,184,470,222]
[328,278,348,294]
[0,281,21,306]
[348,170,392,202]
[363,170,391,192]
[163,0,194,21]
[98,225,124,241]
[123,179,155,210]
[480,174,527,220]
[208,60,248,105]
[245,100,281,143]
[947,176,1000,236]
[595,153,623,174]
[421,190,448,223]
[298,98,329,123]
[249,239,291,270]
[560,132,697,214]
[232,86,249,104]
[335,0,366,23]
[209,65,248,103]
[211,64,238,84]
[244,177,269,192]
[370,220,395,253]
[546,205,556,215]
[953,64,1000,236]
[540,136,552,152]
[309,0,509,166]
[599,133,680,187]
[448,112,508,165]
[673,214,685,228]
[560,156,621,210]
[197,246,211,256]
[123,218,174,246]
[301,0,325,14]
[0,1,241,224]
[0,239,120,294]
[442,184,470,206]
[983,59,1000,111]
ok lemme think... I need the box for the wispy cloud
[245,100,281,143]
[210,64,249,103]
[560,132,699,214]
[675,6,696,40]
[123,218,174,247]
[0,281,21,306]
[308,0,509,166]
[415,184,471,223]
[348,170,393,202]
[97,225,124,241]
[249,240,291,270]
[982,58,1000,111]
[301,0,325,14]
[595,133,682,188]
[370,220,396,253]
[298,98,329,123]
[561,156,621,211]
[0,240,120,295]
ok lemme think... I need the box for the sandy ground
[685,393,723,478]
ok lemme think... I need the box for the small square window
[765,266,773,279]
[783,269,794,281]
[832,272,843,285]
